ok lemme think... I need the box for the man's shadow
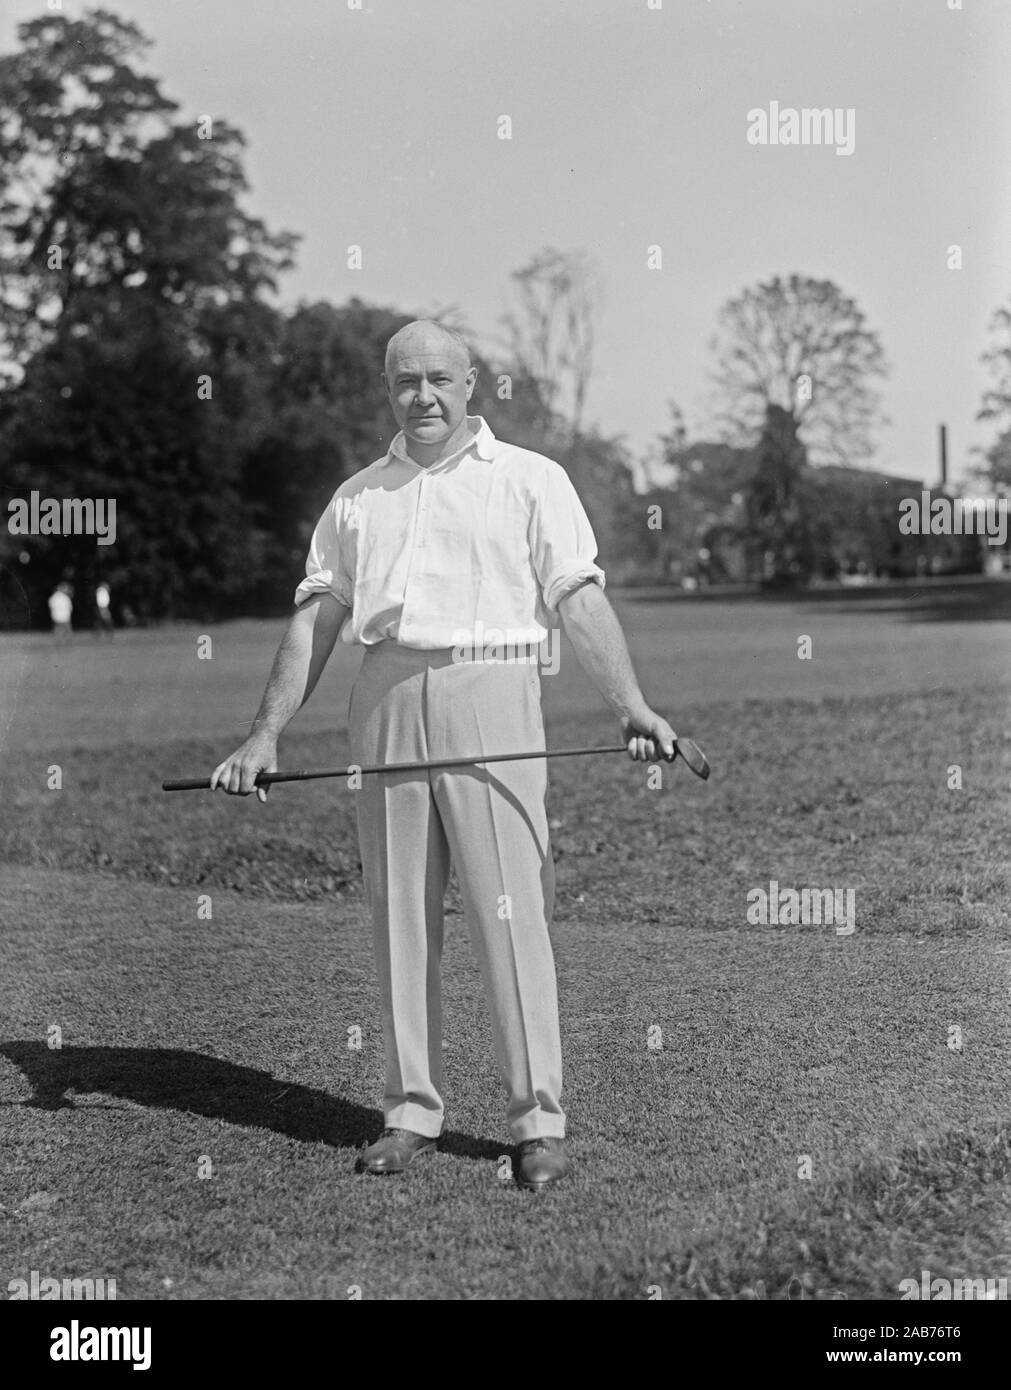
[0,1042,503,1161]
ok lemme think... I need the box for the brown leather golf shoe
[516,1137,569,1191]
[358,1127,438,1175]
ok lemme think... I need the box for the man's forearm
[250,594,349,737]
[557,582,651,720]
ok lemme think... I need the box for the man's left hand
[620,708,677,762]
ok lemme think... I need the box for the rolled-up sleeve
[530,462,606,612]
[293,495,353,609]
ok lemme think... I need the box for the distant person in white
[47,583,72,640]
[94,581,114,637]
[211,320,678,1191]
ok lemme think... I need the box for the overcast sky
[4,0,1010,483]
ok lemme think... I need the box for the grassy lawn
[1,592,1009,1299]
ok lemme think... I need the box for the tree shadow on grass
[805,587,1011,624]
[0,1041,503,1161]
[626,578,1011,624]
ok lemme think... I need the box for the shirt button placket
[400,473,425,639]
[417,472,430,548]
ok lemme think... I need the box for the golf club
[161,736,711,793]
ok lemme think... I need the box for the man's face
[383,342,477,452]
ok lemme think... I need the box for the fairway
[2,589,1009,1300]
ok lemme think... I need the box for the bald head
[384,320,472,377]
[382,319,478,464]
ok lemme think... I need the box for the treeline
[637,406,987,588]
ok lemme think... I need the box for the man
[212,320,676,1191]
[94,581,115,637]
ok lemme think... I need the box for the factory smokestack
[939,423,948,492]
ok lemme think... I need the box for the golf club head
[676,736,711,780]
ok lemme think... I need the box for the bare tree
[502,247,602,438]
[709,274,888,466]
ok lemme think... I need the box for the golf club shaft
[161,739,707,793]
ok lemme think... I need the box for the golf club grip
[161,736,710,792]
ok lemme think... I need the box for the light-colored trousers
[348,641,564,1142]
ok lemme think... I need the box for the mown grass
[1,606,1009,1299]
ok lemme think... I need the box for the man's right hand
[210,732,278,803]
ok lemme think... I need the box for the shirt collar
[384,415,496,468]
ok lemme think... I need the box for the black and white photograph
[1,0,1008,1347]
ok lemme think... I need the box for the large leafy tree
[709,274,889,467]
[0,9,296,620]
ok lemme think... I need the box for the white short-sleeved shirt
[48,591,72,623]
[294,416,605,648]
